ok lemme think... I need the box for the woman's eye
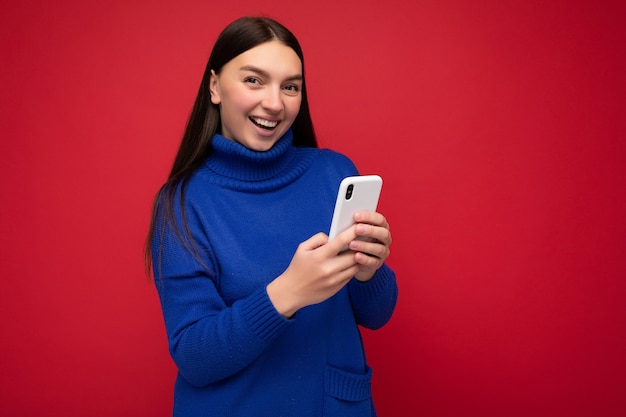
[283,84,300,94]
[244,77,261,85]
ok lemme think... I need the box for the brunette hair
[145,16,317,278]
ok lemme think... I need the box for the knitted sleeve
[348,263,398,330]
[152,188,292,387]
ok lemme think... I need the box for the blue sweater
[153,130,398,417]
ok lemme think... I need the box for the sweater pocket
[323,364,373,416]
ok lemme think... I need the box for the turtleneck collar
[201,129,316,192]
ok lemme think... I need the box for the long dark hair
[145,16,318,278]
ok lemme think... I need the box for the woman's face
[209,40,303,151]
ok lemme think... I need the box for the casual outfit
[153,130,398,416]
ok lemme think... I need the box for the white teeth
[251,117,278,128]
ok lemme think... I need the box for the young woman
[146,16,398,417]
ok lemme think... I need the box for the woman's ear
[209,69,221,105]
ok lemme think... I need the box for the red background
[1,1,625,416]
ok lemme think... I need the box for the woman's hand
[266,227,360,318]
[347,211,392,282]
[266,211,391,317]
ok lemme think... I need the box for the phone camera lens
[345,184,354,200]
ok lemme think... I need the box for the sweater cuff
[239,287,291,343]
[349,263,395,299]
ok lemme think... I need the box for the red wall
[1,1,625,416]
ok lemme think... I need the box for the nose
[261,87,283,113]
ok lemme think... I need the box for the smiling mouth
[250,116,279,130]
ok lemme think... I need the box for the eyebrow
[240,65,303,82]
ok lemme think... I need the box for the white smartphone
[328,175,383,241]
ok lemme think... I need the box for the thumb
[299,232,329,251]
